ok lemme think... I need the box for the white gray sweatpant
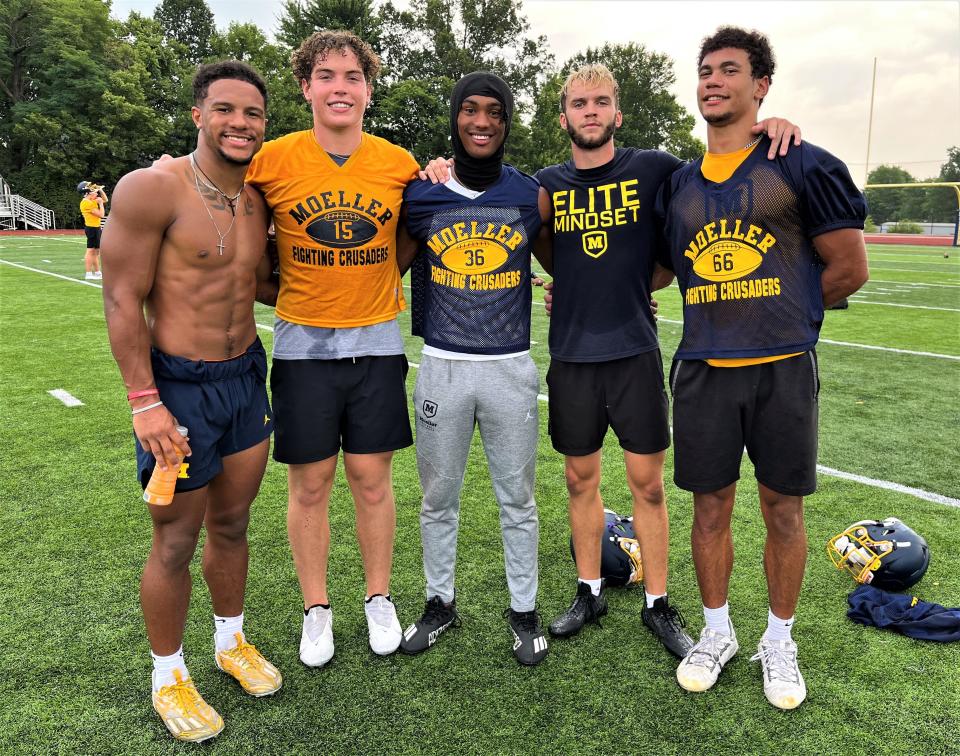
[413,352,540,611]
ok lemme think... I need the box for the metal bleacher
[0,174,56,230]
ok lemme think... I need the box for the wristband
[131,400,164,415]
[127,389,160,401]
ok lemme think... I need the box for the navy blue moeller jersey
[537,148,682,362]
[404,166,542,355]
[658,137,866,360]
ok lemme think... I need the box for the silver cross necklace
[190,153,241,255]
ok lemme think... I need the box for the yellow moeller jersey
[247,130,419,328]
[79,198,102,227]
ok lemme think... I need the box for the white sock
[703,603,731,635]
[579,578,602,597]
[151,647,188,691]
[762,608,795,642]
[645,591,666,609]
[214,613,244,652]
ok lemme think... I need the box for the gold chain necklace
[743,135,763,151]
[189,154,238,255]
[190,152,245,214]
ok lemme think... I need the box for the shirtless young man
[102,61,281,743]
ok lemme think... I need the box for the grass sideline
[0,237,958,755]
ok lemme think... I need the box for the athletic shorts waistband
[150,337,267,383]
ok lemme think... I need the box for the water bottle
[143,426,189,506]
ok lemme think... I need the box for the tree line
[1,0,705,227]
[864,151,960,227]
[2,0,955,229]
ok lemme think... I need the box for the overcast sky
[109,0,960,186]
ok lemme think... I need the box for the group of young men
[101,24,867,743]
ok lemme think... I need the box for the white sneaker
[93,271,103,279]
[84,272,96,280]
[299,605,334,667]
[676,622,739,692]
[364,595,402,655]
[751,638,807,710]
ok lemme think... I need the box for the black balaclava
[450,71,514,191]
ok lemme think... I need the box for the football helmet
[827,517,930,591]
[570,509,643,587]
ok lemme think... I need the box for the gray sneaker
[676,622,738,692]
[751,638,807,710]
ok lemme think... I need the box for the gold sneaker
[151,670,224,743]
[215,633,282,696]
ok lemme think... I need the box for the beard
[702,110,734,126]
[216,145,255,166]
[566,119,616,150]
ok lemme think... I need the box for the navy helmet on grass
[570,509,643,587]
[827,517,930,591]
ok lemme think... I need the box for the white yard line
[816,466,960,508]
[868,280,960,288]
[869,266,960,276]
[817,339,959,360]
[842,300,960,312]
[48,389,84,407]
[0,259,102,288]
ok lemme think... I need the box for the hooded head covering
[450,71,514,191]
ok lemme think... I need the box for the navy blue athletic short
[135,338,273,492]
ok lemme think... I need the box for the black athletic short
[135,338,273,492]
[546,350,670,456]
[85,226,101,249]
[270,354,412,464]
[670,351,820,496]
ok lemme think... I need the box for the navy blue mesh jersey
[657,137,866,360]
[404,165,542,355]
[536,148,682,362]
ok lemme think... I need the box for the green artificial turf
[1,238,958,755]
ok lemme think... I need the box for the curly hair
[291,30,381,84]
[193,60,268,107]
[698,26,776,84]
[559,63,619,113]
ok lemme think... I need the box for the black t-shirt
[536,147,682,362]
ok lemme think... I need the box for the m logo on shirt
[582,231,607,258]
[422,400,438,418]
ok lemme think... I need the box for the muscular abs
[148,166,269,360]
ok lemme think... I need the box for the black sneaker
[641,596,695,658]
[399,596,460,654]
[548,581,608,638]
[505,608,548,666]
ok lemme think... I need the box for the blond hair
[559,63,619,112]
[291,30,381,84]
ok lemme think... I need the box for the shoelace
[161,676,207,719]
[750,643,800,684]
[687,632,731,669]
[422,597,460,627]
[657,602,687,631]
[504,608,542,634]
[225,641,265,671]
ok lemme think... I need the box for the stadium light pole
[864,57,877,187]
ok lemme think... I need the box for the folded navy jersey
[847,584,960,642]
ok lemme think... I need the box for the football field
[1,236,958,755]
